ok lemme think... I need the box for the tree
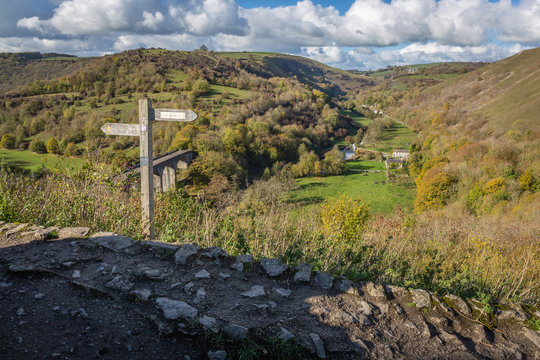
[46,137,60,154]
[0,134,16,149]
[414,169,453,212]
[64,142,77,156]
[29,139,47,154]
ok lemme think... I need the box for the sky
[0,0,539,70]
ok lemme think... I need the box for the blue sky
[0,0,538,70]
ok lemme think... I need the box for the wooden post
[101,100,197,240]
[139,99,154,239]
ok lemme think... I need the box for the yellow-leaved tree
[318,195,371,270]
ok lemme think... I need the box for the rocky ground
[0,222,539,360]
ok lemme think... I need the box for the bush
[29,139,47,154]
[319,195,370,247]
[46,137,60,154]
[415,168,453,212]
[0,134,16,149]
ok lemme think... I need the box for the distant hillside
[0,48,362,185]
[380,47,540,219]
[0,50,372,97]
[0,52,89,92]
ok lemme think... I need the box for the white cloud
[302,46,344,64]
[139,11,165,30]
[2,0,539,69]
[346,42,529,70]
[16,17,46,34]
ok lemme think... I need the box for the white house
[392,149,409,159]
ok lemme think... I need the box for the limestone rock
[141,240,179,252]
[260,258,288,277]
[445,294,472,317]
[366,282,387,299]
[279,327,294,341]
[201,247,228,259]
[195,270,211,279]
[498,308,527,322]
[218,272,230,279]
[105,276,134,292]
[336,279,358,295]
[224,324,248,339]
[199,315,217,330]
[386,285,407,297]
[194,288,207,304]
[315,272,334,290]
[236,254,255,264]
[0,223,17,233]
[241,285,265,298]
[155,297,197,320]
[275,288,291,297]
[309,333,326,359]
[357,300,374,316]
[410,288,431,308]
[91,232,136,252]
[175,244,199,265]
[184,282,195,293]
[140,267,167,280]
[472,324,492,344]
[523,328,540,350]
[58,227,90,239]
[131,289,152,302]
[6,223,29,236]
[293,263,312,283]
[207,350,226,360]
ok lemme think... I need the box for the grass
[362,120,417,153]
[344,159,385,171]
[291,171,415,214]
[335,109,370,145]
[0,149,84,172]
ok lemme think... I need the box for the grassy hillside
[376,47,540,219]
[0,49,366,184]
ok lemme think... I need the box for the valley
[0,48,538,311]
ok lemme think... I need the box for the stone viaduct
[124,150,193,192]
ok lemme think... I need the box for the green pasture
[0,149,84,172]
[344,160,385,171]
[291,170,415,214]
[363,120,416,153]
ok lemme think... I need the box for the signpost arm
[139,99,154,239]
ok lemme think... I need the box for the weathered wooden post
[101,98,197,240]
[138,99,154,239]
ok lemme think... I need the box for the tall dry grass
[1,166,538,305]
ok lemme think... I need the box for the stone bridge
[124,150,193,192]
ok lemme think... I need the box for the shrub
[319,195,370,247]
[482,177,505,194]
[518,169,535,192]
[29,139,47,154]
[46,137,60,154]
[0,134,16,149]
[415,169,453,212]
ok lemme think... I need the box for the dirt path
[1,222,539,359]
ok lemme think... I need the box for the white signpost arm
[139,99,154,239]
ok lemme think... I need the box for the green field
[363,120,417,153]
[335,109,371,145]
[344,159,385,171]
[0,149,84,172]
[291,169,415,214]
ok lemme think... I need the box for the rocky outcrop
[0,222,539,360]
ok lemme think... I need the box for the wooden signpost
[101,99,197,239]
